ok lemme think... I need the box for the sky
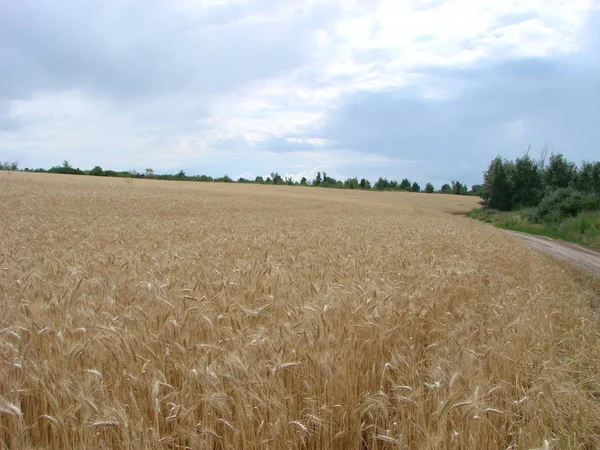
[1,0,599,187]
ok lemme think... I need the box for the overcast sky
[1,0,599,187]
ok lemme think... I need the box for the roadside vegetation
[471,150,600,248]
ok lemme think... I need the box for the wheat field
[1,172,599,449]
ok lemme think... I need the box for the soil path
[506,230,600,277]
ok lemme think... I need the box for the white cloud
[9,91,84,121]
[197,0,595,153]
[285,137,330,146]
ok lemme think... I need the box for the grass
[1,172,600,449]
[467,208,600,249]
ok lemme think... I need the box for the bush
[48,166,84,175]
[536,188,600,222]
[466,208,501,223]
[556,211,600,247]
[215,175,233,183]
[89,166,104,176]
[518,207,539,223]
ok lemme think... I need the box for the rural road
[507,230,600,277]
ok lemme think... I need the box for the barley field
[1,172,599,449]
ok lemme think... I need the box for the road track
[506,230,600,277]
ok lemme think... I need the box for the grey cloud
[0,101,20,131]
[253,137,326,152]
[0,0,330,103]
[320,54,600,185]
[0,116,21,132]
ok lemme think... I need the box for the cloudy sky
[1,0,599,187]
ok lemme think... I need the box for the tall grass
[1,173,599,449]
[556,211,600,246]
[468,208,600,248]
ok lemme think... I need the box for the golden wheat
[1,172,599,449]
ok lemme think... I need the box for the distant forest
[1,160,481,196]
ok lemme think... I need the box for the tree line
[480,151,600,221]
[0,161,19,171]
[6,160,482,196]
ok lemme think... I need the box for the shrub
[536,188,600,221]
[518,207,539,223]
[466,207,502,223]
[89,166,104,176]
[556,211,600,246]
[48,166,84,175]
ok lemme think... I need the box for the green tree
[0,161,18,171]
[411,182,420,192]
[48,160,82,175]
[482,156,512,210]
[90,166,104,176]
[439,183,452,194]
[592,162,600,194]
[271,173,283,185]
[470,184,483,196]
[451,181,468,195]
[399,178,411,191]
[545,153,576,190]
[145,168,155,178]
[255,176,264,183]
[359,178,371,189]
[512,153,543,207]
[374,177,389,190]
[424,182,435,193]
[344,177,359,189]
[313,172,322,186]
[321,173,340,187]
[300,177,308,186]
[217,174,233,182]
[576,161,595,193]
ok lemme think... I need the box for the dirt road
[507,230,600,277]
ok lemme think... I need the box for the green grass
[467,208,600,249]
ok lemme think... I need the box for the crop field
[1,172,600,449]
